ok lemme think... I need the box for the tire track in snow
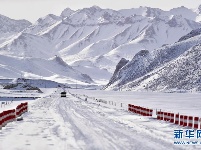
[54,93,186,150]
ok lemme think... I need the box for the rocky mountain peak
[197,4,201,14]
[61,8,75,18]
[0,14,31,33]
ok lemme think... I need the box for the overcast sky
[0,0,201,23]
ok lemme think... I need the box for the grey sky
[0,0,201,23]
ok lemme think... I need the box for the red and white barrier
[156,111,164,120]
[164,112,168,121]
[180,115,184,126]
[136,106,140,114]
[170,113,174,123]
[133,106,137,113]
[128,104,201,130]
[175,114,179,125]
[0,102,28,130]
[2,111,8,127]
[160,112,164,120]
[148,109,153,116]
[128,104,153,117]
[194,117,199,129]
[188,116,193,128]
[128,104,131,111]
[16,102,28,117]
[183,116,188,127]
[133,105,136,113]
[0,112,3,130]
[141,108,145,116]
[1,109,16,127]
[167,113,171,122]
[157,111,161,120]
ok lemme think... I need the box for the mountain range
[1,5,201,89]
[104,27,201,92]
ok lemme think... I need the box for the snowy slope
[0,55,93,84]
[105,27,201,91]
[0,14,95,84]
[0,33,56,58]
[57,7,200,73]
[0,14,31,45]
[5,6,195,83]
[0,14,31,34]
[24,14,62,35]
[1,5,201,84]
[124,43,201,92]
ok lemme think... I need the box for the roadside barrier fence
[69,91,199,130]
[128,104,200,130]
[0,102,28,130]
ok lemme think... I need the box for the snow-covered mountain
[0,14,31,45]
[0,14,94,85]
[21,6,201,85]
[0,32,58,58]
[1,5,201,85]
[0,54,93,84]
[105,27,201,92]
[0,14,31,34]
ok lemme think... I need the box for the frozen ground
[71,89,201,116]
[0,88,201,149]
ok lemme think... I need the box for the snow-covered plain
[1,88,201,150]
[71,89,201,116]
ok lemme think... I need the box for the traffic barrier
[140,107,144,116]
[128,104,131,111]
[170,113,174,123]
[194,117,199,129]
[180,115,184,126]
[144,108,148,116]
[133,106,137,113]
[128,103,200,130]
[183,116,188,127]
[188,116,193,128]
[136,106,140,114]
[16,104,21,117]
[160,112,164,120]
[128,104,153,117]
[16,102,28,117]
[175,114,179,125]
[0,102,28,130]
[11,109,16,122]
[148,109,153,117]
[167,113,171,122]
[164,112,168,121]
[4,110,9,125]
[131,105,135,113]
[1,109,16,127]
[157,111,161,120]
[0,112,3,130]
[2,111,7,127]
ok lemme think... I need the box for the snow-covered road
[0,89,198,150]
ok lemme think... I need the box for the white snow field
[1,88,201,150]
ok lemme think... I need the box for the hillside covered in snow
[105,27,201,92]
[1,5,201,86]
